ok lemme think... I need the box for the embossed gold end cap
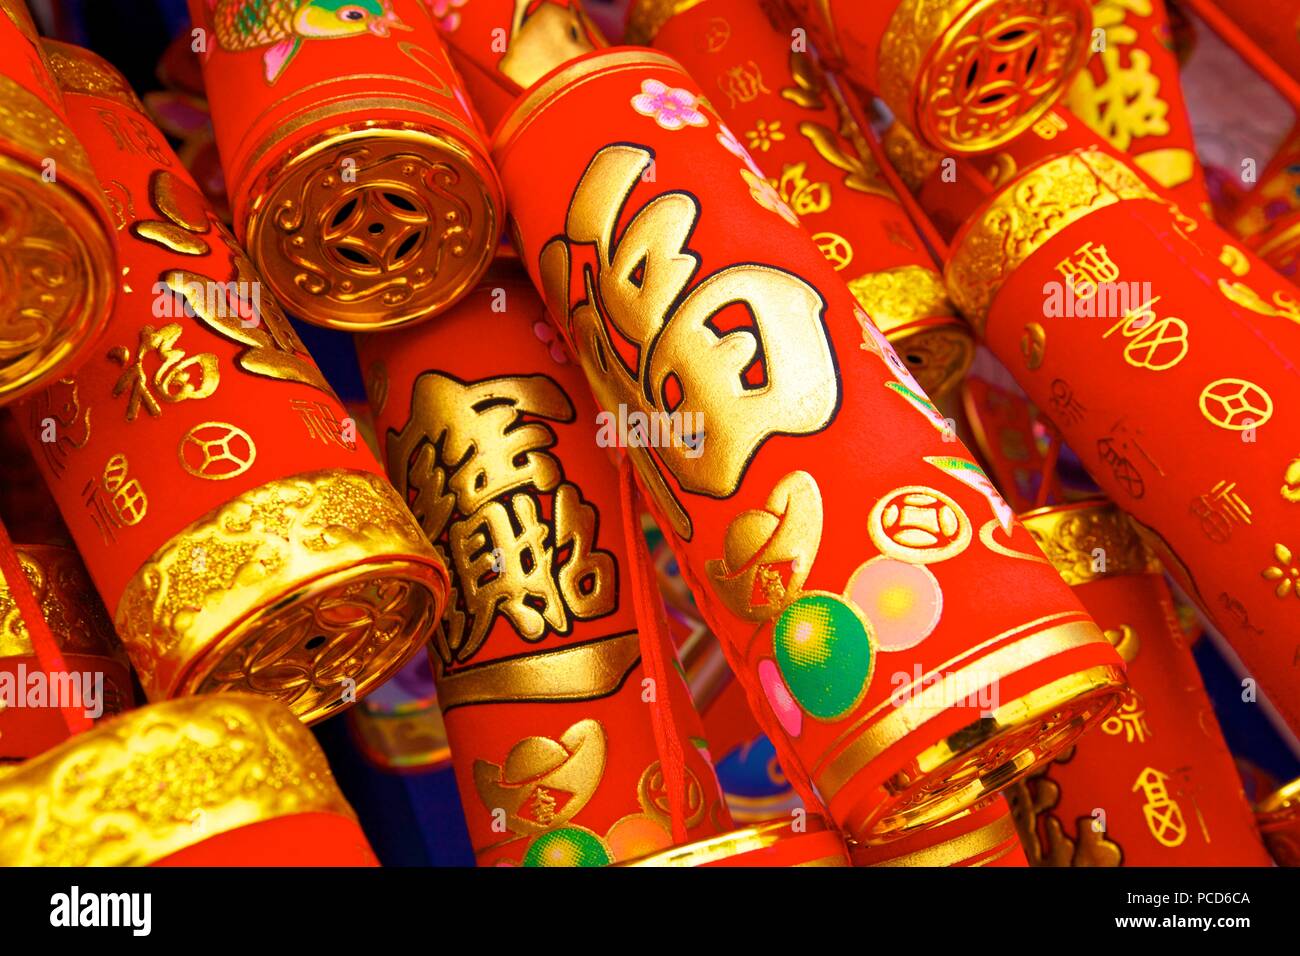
[945,148,1159,332]
[0,43,117,404]
[624,0,710,45]
[0,543,128,663]
[879,0,1092,154]
[114,469,448,725]
[1019,498,1160,586]
[0,694,364,865]
[243,120,505,331]
[619,817,850,866]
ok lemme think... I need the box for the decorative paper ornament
[0,694,378,865]
[435,0,609,130]
[945,146,1300,737]
[783,0,1094,152]
[0,0,116,403]
[492,49,1125,845]
[1009,498,1273,866]
[355,266,731,866]
[621,816,850,867]
[1257,776,1300,866]
[14,42,448,724]
[0,543,135,760]
[1061,0,1209,209]
[628,0,974,397]
[187,0,504,330]
[850,797,1027,866]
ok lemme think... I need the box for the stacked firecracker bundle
[0,0,1297,868]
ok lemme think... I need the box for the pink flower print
[716,122,767,178]
[741,169,799,227]
[631,78,708,131]
[425,0,467,31]
[533,319,570,365]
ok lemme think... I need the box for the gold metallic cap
[624,0,710,44]
[0,43,116,404]
[243,119,504,331]
[113,469,448,724]
[847,264,974,397]
[1019,498,1160,586]
[945,148,1160,332]
[879,0,1092,154]
[0,694,361,865]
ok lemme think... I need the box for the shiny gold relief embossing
[0,696,357,866]
[473,719,606,841]
[498,0,603,89]
[386,372,616,668]
[539,144,840,541]
[706,471,822,621]
[108,323,220,421]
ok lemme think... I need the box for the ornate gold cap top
[879,0,1092,154]
[1019,497,1160,586]
[1258,776,1300,818]
[624,0,710,45]
[0,544,127,664]
[944,148,1158,332]
[0,694,360,866]
[41,38,148,113]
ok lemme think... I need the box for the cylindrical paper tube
[435,0,609,131]
[0,542,135,761]
[1009,499,1272,865]
[1257,776,1300,866]
[1200,0,1300,85]
[945,148,1300,736]
[188,0,504,330]
[784,0,1093,152]
[622,816,849,866]
[14,42,447,724]
[850,796,1027,865]
[356,267,731,866]
[0,0,116,403]
[0,695,378,865]
[493,49,1125,844]
[628,0,974,397]
[1062,0,1209,209]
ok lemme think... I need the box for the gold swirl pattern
[0,695,361,865]
[43,41,148,114]
[1019,498,1159,585]
[879,0,1091,153]
[944,148,1159,332]
[245,123,503,331]
[0,544,128,662]
[114,469,448,723]
[882,121,943,191]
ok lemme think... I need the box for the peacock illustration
[211,0,411,84]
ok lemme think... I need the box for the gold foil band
[1257,777,1300,867]
[945,148,1160,331]
[620,818,849,866]
[0,544,126,663]
[852,806,1019,866]
[43,41,149,113]
[0,695,359,865]
[1019,498,1160,585]
[114,468,447,724]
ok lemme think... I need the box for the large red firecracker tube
[356,267,733,866]
[850,796,1027,866]
[187,0,504,331]
[0,695,379,865]
[944,147,1300,737]
[433,0,609,131]
[1201,0,1300,86]
[0,0,116,404]
[14,42,448,725]
[1011,499,1272,866]
[0,543,135,761]
[1061,0,1209,210]
[783,0,1093,153]
[889,108,1300,359]
[626,0,975,398]
[492,48,1126,844]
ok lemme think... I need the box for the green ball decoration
[772,593,873,721]
[522,827,613,867]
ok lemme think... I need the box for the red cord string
[0,514,91,737]
[618,456,689,846]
